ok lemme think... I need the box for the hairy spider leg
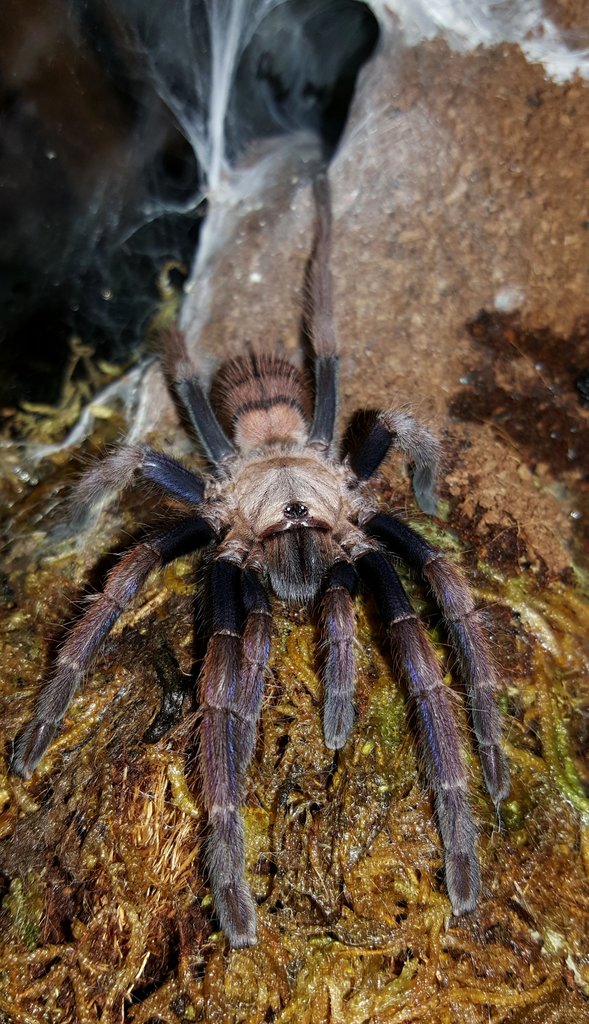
[12,517,214,779]
[176,375,237,464]
[310,355,339,448]
[165,326,236,465]
[356,549,480,914]
[366,513,510,802]
[238,570,273,769]
[319,560,358,749]
[200,560,272,948]
[308,172,339,448]
[348,409,441,515]
[72,444,206,516]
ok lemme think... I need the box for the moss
[1,490,588,1022]
[3,877,43,951]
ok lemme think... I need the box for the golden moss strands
[2,510,589,1020]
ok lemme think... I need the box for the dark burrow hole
[268,899,285,913]
[0,0,379,409]
[394,898,408,923]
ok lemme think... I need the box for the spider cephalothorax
[13,174,509,948]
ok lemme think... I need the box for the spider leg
[308,172,339,448]
[72,445,206,517]
[365,513,509,802]
[348,410,441,514]
[238,569,273,771]
[356,548,479,914]
[200,561,272,948]
[309,354,338,448]
[11,517,214,779]
[164,326,236,465]
[320,560,358,749]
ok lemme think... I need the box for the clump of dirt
[448,311,589,575]
[451,311,589,481]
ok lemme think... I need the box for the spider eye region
[283,502,309,520]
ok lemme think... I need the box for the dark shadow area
[0,0,379,409]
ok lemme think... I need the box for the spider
[12,173,509,947]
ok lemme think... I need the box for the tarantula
[13,173,509,947]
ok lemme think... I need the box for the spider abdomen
[214,353,312,451]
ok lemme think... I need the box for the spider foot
[11,720,60,780]
[207,804,258,947]
[446,849,480,916]
[214,881,257,948]
[324,699,355,750]
[480,742,510,804]
[436,784,480,916]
